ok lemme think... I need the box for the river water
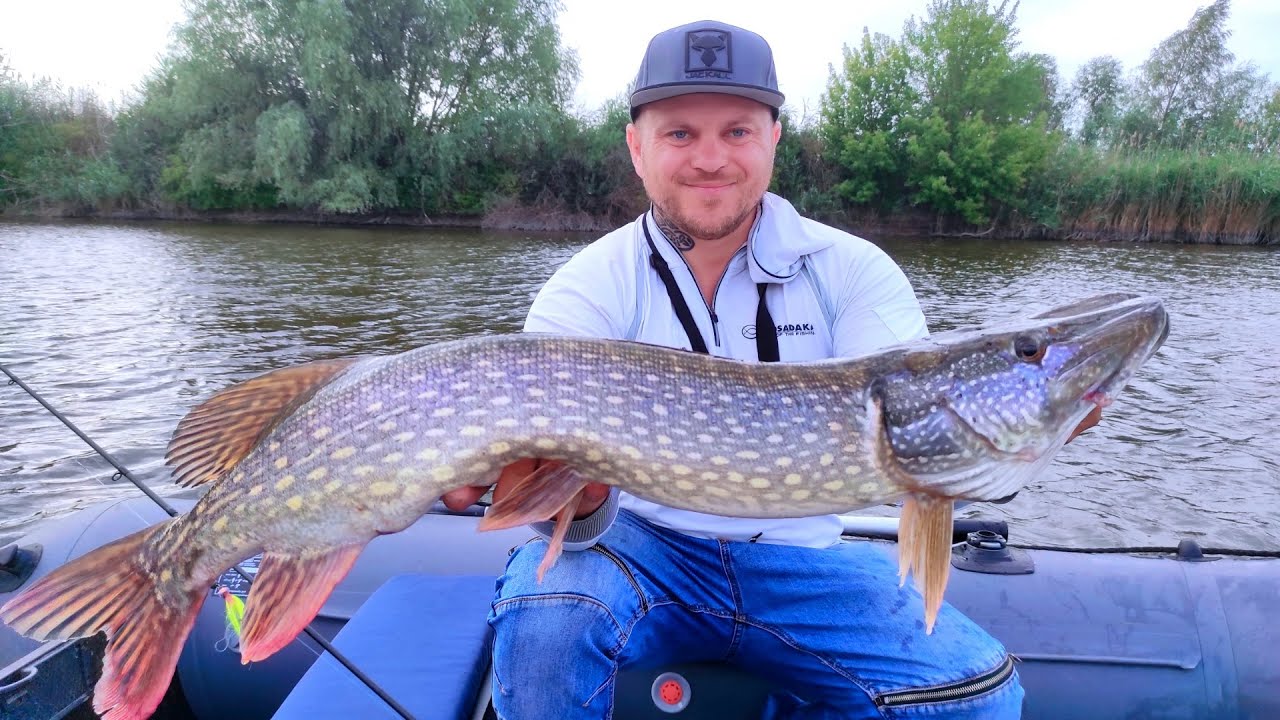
[0,220,1276,550]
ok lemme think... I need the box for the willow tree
[1121,0,1272,151]
[126,0,577,212]
[1067,57,1125,148]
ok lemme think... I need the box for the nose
[688,135,729,174]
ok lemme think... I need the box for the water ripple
[1,222,1276,551]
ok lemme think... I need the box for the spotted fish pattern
[0,293,1169,720]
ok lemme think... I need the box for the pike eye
[1014,335,1047,363]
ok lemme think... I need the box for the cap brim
[631,84,784,112]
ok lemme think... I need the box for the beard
[648,180,761,243]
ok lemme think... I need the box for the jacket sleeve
[509,235,636,549]
[527,488,620,551]
[829,243,929,357]
[523,236,634,339]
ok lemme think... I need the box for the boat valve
[951,531,1034,575]
[0,542,42,593]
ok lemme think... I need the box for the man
[444,19,1089,718]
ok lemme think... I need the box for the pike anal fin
[0,520,205,720]
[239,544,365,663]
[897,494,954,635]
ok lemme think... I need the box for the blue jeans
[488,510,1023,719]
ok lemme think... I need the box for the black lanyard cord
[755,283,780,362]
[644,217,709,355]
[642,214,780,362]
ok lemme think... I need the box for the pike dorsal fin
[165,358,361,487]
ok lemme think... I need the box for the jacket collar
[644,192,833,285]
[746,192,834,283]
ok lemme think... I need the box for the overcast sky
[2,0,1277,115]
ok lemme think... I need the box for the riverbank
[4,202,1274,246]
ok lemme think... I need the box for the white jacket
[524,192,928,548]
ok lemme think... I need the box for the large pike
[1,293,1168,720]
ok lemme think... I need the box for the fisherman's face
[627,93,781,243]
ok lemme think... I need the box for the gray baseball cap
[629,20,785,119]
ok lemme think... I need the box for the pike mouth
[1084,389,1115,409]
[1046,294,1169,409]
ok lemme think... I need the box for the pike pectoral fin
[0,521,205,720]
[897,494,954,635]
[165,357,361,487]
[478,462,590,532]
[239,544,365,663]
[537,491,584,582]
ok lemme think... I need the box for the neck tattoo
[654,209,696,251]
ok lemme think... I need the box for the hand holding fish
[1068,405,1103,442]
[441,458,611,520]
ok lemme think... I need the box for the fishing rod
[1,362,417,720]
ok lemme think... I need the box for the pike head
[871,292,1169,501]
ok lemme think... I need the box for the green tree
[1256,87,1280,153]
[820,29,918,212]
[0,55,125,211]
[1068,56,1125,147]
[772,107,840,218]
[1122,0,1269,150]
[0,52,22,201]
[902,0,1057,226]
[126,0,578,213]
[822,0,1059,227]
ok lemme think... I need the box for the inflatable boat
[2,491,1277,720]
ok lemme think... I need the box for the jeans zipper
[588,543,649,613]
[875,654,1015,707]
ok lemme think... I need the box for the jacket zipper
[875,655,1016,708]
[670,245,747,350]
[588,544,649,613]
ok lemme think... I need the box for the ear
[772,118,782,147]
[626,122,644,178]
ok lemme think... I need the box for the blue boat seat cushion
[273,574,496,720]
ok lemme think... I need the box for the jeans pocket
[489,594,625,706]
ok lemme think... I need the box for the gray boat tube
[4,495,1280,719]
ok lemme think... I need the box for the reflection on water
[1,220,1277,550]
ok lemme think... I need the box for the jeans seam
[717,539,746,660]
[736,614,879,704]
[492,593,624,636]
[491,592,629,711]
[608,597,650,656]
[582,665,618,710]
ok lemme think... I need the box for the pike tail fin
[238,544,365,663]
[0,521,206,720]
[897,494,954,635]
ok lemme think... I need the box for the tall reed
[1038,146,1280,245]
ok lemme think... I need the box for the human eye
[669,129,690,141]
[729,127,749,139]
